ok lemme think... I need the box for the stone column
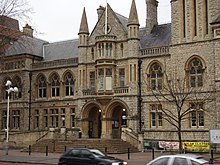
[138,132,144,151]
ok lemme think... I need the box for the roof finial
[105,0,108,34]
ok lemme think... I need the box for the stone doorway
[88,107,102,138]
[111,105,127,139]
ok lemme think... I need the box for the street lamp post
[5,80,18,155]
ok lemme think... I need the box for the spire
[128,0,139,26]
[79,7,89,34]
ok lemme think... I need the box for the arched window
[51,74,60,97]
[13,76,22,99]
[189,58,203,87]
[38,75,47,98]
[64,72,74,96]
[150,62,163,90]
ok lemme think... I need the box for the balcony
[141,46,169,56]
[82,87,129,96]
[82,89,96,96]
[32,58,78,69]
[114,87,129,94]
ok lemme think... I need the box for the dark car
[58,148,128,165]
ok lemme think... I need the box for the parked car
[58,148,128,165]
[146,154,209,165]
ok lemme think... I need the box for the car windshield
[90,149,107,157]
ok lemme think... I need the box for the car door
[172,157,191,165]
[66,149,83,165]
[149,157,169,165]
[80,149,97,165]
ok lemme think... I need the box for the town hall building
[0,0,220,151]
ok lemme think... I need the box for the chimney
[0,16,19,30]
[146,0,158,34]
[23,24,33,37]
[97,6,105,20]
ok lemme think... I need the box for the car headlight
[112,163,119,165]
[112,161,127,165]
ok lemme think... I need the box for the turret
[78,7,89,46]
[127,0,140,39]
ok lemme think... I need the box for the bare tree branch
[150,71,214,153]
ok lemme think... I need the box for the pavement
[0,149,166,165]
[0,149,219,165]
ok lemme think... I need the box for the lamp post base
[5,142,9,155]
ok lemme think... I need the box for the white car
[146,154,209,165]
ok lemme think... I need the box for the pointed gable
[128,0,139,26]
[79,7,89,34]
[89,3,128,42]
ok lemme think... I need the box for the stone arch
[81,100,102,119]
[105,99,130,118]
[185,55,206,71]
[146,60,164,75]
[146,60,164,90]
[12,75,22,85]
[81,100,103,138]
[105,99,130,139]
[35,73,47,98]
[185,55,206,87]
[62,71,75,96]
[48,71,60,83]
[2,76,11,85]
[62,70,75,82]
[11,75,22,99]
[35,73,47,84]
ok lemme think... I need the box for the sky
[27,0,171,42]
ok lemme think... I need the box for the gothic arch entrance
[106,100,129,139]
[88,107,102,138]
[81,99,129,139]
[111,106,127,138]
[81,102,102,139]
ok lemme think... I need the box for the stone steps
[31,139,139,154]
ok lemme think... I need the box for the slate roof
[211,15,220,24]
[116,13,128,29]
[5,35,48,57]
[43,39,79,61]
[139,23,171,49]
[4,7,171,61]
